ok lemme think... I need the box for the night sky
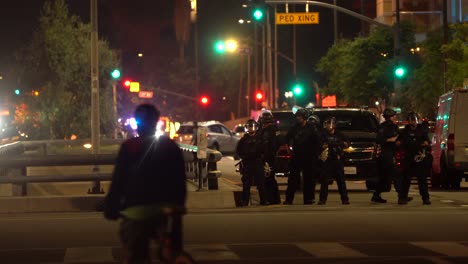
[0,0,375,105]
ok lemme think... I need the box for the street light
[225,39,238,53]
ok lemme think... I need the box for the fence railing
[0,139,222,196]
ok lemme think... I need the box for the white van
[431,89,468,188]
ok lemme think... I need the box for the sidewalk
[0,178,243,213]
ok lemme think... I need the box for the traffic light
[123,79,131,88]
[394,65,406,78]
[255,91,264,101]
[214,39,238,54]
[293,83,303,96]
[14,89,20,95]
[253,8,264,20]
[33,90,39,96]
[200,96,210,106]
[214,40,226,54]
[111,69,121,79]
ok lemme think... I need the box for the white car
[174,121,240,155]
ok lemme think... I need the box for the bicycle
[120,206,195,264]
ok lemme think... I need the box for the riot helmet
[134,104,160,137]
[382,108,397,120]
[323,116,337,132]
[259,110,274,125]
[244,119,258,134]
[407,112,419,124]
[295,108,309,119]
[307,114,320,126]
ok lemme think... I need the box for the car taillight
[448,133,455,155]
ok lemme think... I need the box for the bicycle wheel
[172,251,195,264]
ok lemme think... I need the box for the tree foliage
[316,22,468,118]
[15,0,119,139]
[443,23,468,89]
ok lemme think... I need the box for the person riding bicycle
[104,104,188,263]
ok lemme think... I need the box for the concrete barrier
[0,179,242,213]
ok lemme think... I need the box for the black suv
[271,108,380,185]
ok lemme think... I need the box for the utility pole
[90,0,100,154]
[267,9,273,108]
[333,0,338,44]
[274,4,278,108]
[393,0,402,99]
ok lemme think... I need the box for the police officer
[372,108,403,203]
[317,117,350,205]
[283,108,321,205]
[236,119,269,206]
[399,112,431,205]
[257,111,281,204]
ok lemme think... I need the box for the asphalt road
[2,156,468,263]
[1,202,468,264]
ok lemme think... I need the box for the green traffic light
[14,89,20,95]
[253,9,264,21]
[293,84,303,96]
[394,66,406,78]
[111,69,121,79]
[214,41,226,54]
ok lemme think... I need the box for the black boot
[371,193,387,203]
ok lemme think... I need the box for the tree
[15,0,119,139]
[316,23,418,108]
[443,23,468,89]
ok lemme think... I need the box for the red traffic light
[123,80,131,87]
[200,96,209,105]
[255,91,263,101]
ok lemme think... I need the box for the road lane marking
[64,247,113,263]
[296,242,367,258]
[440,200,454,203]
[410,242,468,257]
[185,244,240,261]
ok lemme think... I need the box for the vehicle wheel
[440,158,450,189]
[431,172,441,189]
[440,157,462,190]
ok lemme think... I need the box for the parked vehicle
[174,121,240,156]
[232,123,246,138]
[271,108,380,189]
[431,89,468,188]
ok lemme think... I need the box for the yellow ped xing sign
[276,12,319,25]
[129,82,140,92]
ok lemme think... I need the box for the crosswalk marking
[410,242,468,257]
[64,247,114,263]
[185,244,240,261]
[296,242,367,258]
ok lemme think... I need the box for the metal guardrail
[0,139,222,196]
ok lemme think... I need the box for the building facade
[376,0,467,41]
